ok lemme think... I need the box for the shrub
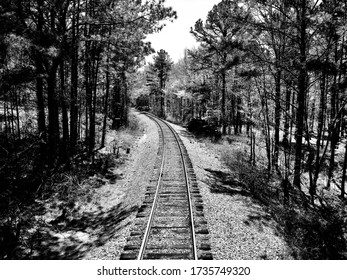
[220,146,347,259]
[281,205,347,259]
[127,114,140,131]
[187,118,221,141]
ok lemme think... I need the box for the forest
[135,0,347,259]
[1,0,347,259]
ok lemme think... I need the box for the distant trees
[153,49,173,90]
[145,49,173,117]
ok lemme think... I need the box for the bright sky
[145,0,221,63]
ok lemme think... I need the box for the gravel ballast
[168,122,293,260]
[83,112,159,259]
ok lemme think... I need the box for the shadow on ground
[203,167,347,259]
[177,129,196,141]
[203,168,251,197]
[203,168,282,245]
[27,204,137,259]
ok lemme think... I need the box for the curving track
[120,113,212,260]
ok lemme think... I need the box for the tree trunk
[160,89,165,118]
[84,0,91,145]
[256,72,272,172]
[15,90,21,140]
[101,69,110,148]
[312,69,326,194]
[10,94,15,136]
[36,0,46,160]
[221,69,227,134]
[231,93,236,134]
[101,32,111,148]
[341,138,347,200]
[273,69,281,171]
[89,50,100,155]
[283,81,291,145]
[327,36,344,189]
[327,49,338,189]
[309,93,316,132]
[70,0,80,156]
[60,61,69,162]
[47,61,60,166]
[120,71,128,126]
[112,78,121,129]
[236,95,242,134]
[84,49,91,145]
[293,1,308,191]
[36,63,46,138]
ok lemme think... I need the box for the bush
[221,149,271,200]
[127,113,140,131]
[136,94,149,108]
[136,105,150,112]
[220,146,347,259]
[187,118,221,141]
[281,205,347,259]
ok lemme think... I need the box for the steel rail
[161,118,198,260]
[137,114,166,260]
[138,113,198,260]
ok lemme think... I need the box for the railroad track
[120,113,212,260]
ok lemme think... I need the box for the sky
[145,0,221,63]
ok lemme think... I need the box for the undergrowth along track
[120,113,212,260]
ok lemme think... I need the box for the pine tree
[148,49,173,118]
[190,0,251,134]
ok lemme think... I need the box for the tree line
[137,0,347,205]
[0,0,177,217]
[0,0,175,166]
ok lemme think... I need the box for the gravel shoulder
[168,122,293,260]
[83,112,159,259]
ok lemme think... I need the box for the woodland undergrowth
[208,134,347,260]
[0,115,140,259]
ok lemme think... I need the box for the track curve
[120,113,212,260]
